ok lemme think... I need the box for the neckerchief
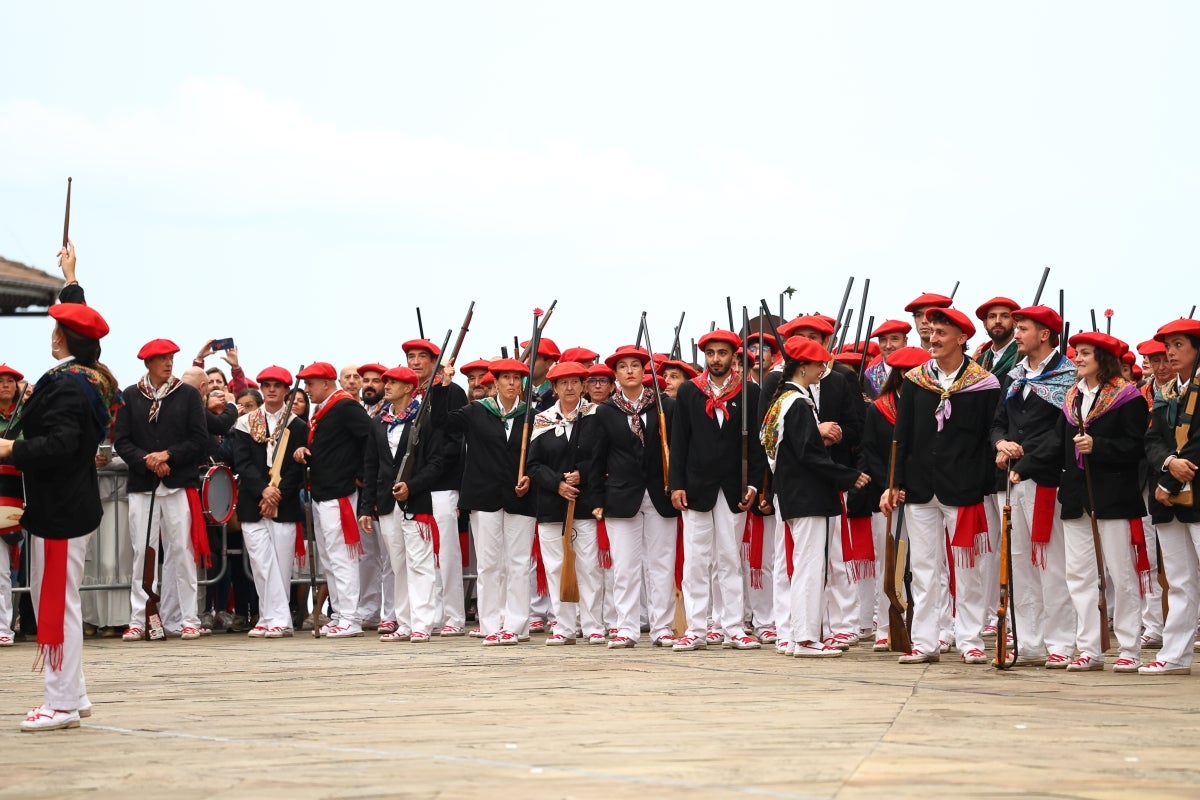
[864,356,888,395]
[609,387,655,445]
[690,370,742,420]
[1004,355,1076,408]
[308,389,355,445]
[905,359,1000,431]
[1063,378,1142,467]
[873,391,898,426]
[980,339,1019,376]
[35,363,124,435]
[479,396,525,421]
[380,394,421,430]
[137,373,182,422]
[531,399,594,441]
[760,384,811,466]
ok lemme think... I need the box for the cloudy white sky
[2,3,1197,385]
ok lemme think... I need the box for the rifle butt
[560,503,579,603]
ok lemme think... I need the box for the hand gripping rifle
[1082,448,1111,653]
[395,329,453,493]
[883,441,911,654]
[517,309,544,483]
[263,370,304,519]
[639,312,670,492]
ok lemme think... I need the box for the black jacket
[359,414,445,518]
[669,378,767,513]
[228,412,309,524]
[528,409,597,523]
[990,351,1073,488]
[445,401,535,515]
[1145,384,1200,525]
[584,397,677,519]
[114,382,209,493]
[770,388,861,519]
[1058,389,1148,520]
[426,381,467,494]
[849,398,893,516]
[308,396,371,502]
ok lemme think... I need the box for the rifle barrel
[1032,266,1050,305]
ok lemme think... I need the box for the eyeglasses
[586,378,612,385]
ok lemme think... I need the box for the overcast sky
[2,3,1197,387]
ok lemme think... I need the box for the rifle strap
[1176,385,1199,451]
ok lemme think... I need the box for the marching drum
[0,463,24,543]
[200,464,238,525]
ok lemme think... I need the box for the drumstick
[62,177,72,248]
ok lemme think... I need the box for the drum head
[201,465,238,525]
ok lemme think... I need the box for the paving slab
[3,635,1199,799]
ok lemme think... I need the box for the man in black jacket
[670,330,766,652]
[883,308,1000,665]
[292,362,372,638]
[991,305,1077,668]
[114,338,209,642]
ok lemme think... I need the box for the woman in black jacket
[761,337,868,658]
[2,243,121,731]
[1058,332,1149,673]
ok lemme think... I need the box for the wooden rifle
[1082,450,1111,653]
[263,369,304,519]
[639,312,670,492]
[447,301,476,369]
[670,311,686,361]
[740,306,749,501]
[395,329,453,492]
[62,177,72,247]
[994,479,1015,668]
[559,412,585,604]
[141,481,166,641]
[832,277,854,349]
[883,441,911,653]
[518,300,557,362]
[517,309,545,483]
[1168,345,1200,506]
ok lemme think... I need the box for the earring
[799,368,807,379]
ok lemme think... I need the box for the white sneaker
[20,706,80,732]
[795,641,842,658]
[325,623,363,639]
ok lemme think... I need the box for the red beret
[587,364,615,380]
[842,340,881,357]
[698,330,740,351]
[49,303,109,340]
[547,361,588,382]
[560,347,599,364]
[1069,331,1127,361]
[745,332,778,351]
[904,293,954,313]
[479,372,495,386]
[604,345,651,370]
[834,352,863,368]
[642,373,667,390]
[887,346,930,371]
[357,363,387,377]
[0,364,23,381]
[659,359,699,379]
[297,362,337,380]
[778,315,835,338]
[1154,319,1200,343]
[383,366,420,386]
[488,358,530,377]
[871,319,912,338]
[521,338,561,360]
[402,339,441,357]
[783,337,832,363]
[1121,350,1136,365]
[926,308,976,338]
[136,338,180,360]
[1132,364,1143,380]
[1012,305,1063,334]
[459,358,491,375]
[974,296,1020,322]
[1137,339,1166,357]
[256,366,293,385]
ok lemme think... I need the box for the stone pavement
[3,634,1199,799]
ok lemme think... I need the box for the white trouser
[128,488,199,630]
[682,492,746,640]
[31,534,91,710]
[312,494,362,626]
[433,490,464,630]
[860,512,889,640]
[470,510,536,637]
[1008,480,1074,658]
[241,518,295,630]
[1154,520,1200,666]
[0,539,14,638]
[1140,500,1165,638]
[788,516,833,644]
[770,515,791,639]
[377,511,437,635]
[537,519,601,637]
[746,514,775,635]
[602,558,617,630]
[605,491,676,642]
[1062,517,1143,661]
[906,499,987,655]
[356,523,389,626]
[983,493,1003,627]
[825,507,861,637]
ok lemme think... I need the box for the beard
[988,325,1012,346]
[361,387,382,405]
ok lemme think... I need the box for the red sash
[308,390,355,446]
[949,502,990,568]
[532,531,548,597]
[336,496,363,559]
[1031,484,1057,569]
[742,514,765,589]
[184,487,213,567]
[33,538,68,673]
[596,519,612,569]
